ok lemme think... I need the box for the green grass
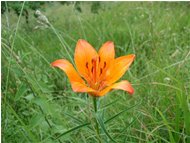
[1,2,190,143]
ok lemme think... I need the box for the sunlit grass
[2,2,190,143]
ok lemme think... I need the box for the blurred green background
[1,1,190,143]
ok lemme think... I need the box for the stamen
[91,57,98,83]
[99,56,101,62]
[91,67,93,73]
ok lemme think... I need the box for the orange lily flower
[51,39,135,97]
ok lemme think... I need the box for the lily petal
[98,41,115,80]
[105,54,135,85]
[98,41,115,67]
[74,39,98,82]
[51,59,85,84]
[93,80,134,96]
[71,82,96,93]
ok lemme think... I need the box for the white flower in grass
[34,10,50,30]
[170,49,180,58]
[164,77,171,83]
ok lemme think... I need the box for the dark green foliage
[1,1,46,24]
[59,1,82,12]
[91,2,101,14]
[74,2,82,13]
[1,1,8,14]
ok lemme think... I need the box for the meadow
[1,2,190,143]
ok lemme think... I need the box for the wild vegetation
[1,2,190,143]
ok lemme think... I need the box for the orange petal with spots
[105,54,135,85]
[98,41,115,81]
[98,41,115,68]
[93,80,134,96]
[74,39,98,82]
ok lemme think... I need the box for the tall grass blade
[155,107,175,143]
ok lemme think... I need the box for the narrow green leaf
[105,102,141,124]
[15,83,28,101]
[64,112,94,132]
[32,97,49,114]
[115,114,140,139]
[24,93,34,101]
[55,123,90,140]
[155,107,175,143]
[96,114,116,143]
[29,114,44,128]
[179,90,190,137]
[100,98,121,111]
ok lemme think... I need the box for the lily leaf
[105,101,141,124]
[96,114,116,143]
[54,123,90,140]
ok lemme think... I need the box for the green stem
[93,97,101,143]
[93,97,98,112]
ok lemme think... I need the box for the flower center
[91,56,99,83]
[84,56,108,90]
